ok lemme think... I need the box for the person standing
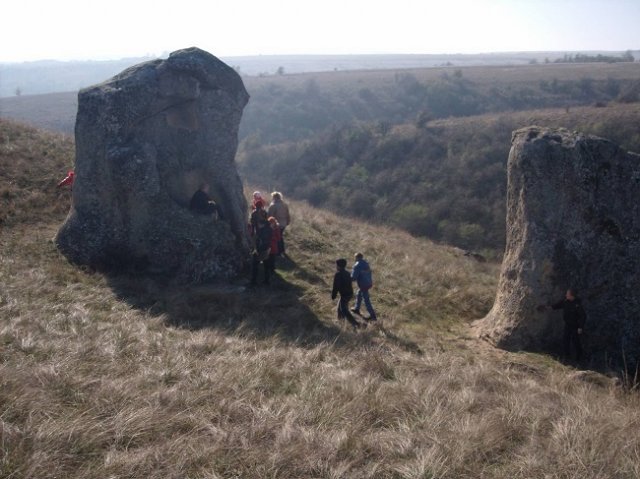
[332,258,362,329]
[249,199,268,237]
[250,217,273,286]
[267,191,291,256]
[550,288,587,361]
[351,252,377,321]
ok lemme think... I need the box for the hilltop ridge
[3,51,638,97]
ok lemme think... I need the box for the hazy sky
[2,0,639,62]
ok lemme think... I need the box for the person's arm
[538,298,563,312]
[284,203,291,225]
[550,299,564,310]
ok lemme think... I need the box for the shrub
[392,204,437,237]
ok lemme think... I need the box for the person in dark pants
[331,258,363,329]
[351,252,377,321]
[550,288,587,361]
[250,218,273,285]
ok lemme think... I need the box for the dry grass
[2,120,640,478]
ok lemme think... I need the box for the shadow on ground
[105,257,422,354]
[492,336,639,387]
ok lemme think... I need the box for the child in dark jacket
[331,259,362,329]
[251,219,273,285]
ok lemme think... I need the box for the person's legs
[339,296,360,327]
[266,254,276,274]
[562,327,572,359]
[279,226,286,255]
[354,289,363,312]
[251,254,259,285]
[572,330,583,361]
[263,258,270,284]
[361,289,377,320]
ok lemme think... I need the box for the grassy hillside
[0,119,75,227]
[3,121,640,478]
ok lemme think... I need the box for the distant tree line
[554,51,635,64]
[240,71,640,145]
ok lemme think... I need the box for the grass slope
[2,119,640,478]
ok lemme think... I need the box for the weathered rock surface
[476,127,640,364]
[56,47,250,281]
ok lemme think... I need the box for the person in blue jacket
[350,252,377,321]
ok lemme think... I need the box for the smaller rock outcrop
[476,127,640,365]
[56,47,250,281]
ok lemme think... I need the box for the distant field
[247,61,640,92]
[2,62,639,136]
[0,91,77,135]
[4,50,637,97]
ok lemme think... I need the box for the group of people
[189,186,292,287]
[248,190,290,286]
[332,252,378,329]
[247,190,380,328]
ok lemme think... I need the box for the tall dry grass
[2,120,640,478]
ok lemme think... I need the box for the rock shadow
[505,338,635,381]
[104,261,423,355]
[274,255,327,286]
[106,269,365,349]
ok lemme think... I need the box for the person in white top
[267,191,291,256]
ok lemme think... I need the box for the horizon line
[2,48,639,65]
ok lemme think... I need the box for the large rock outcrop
[56,47,250,281]
[476,127,640,364]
